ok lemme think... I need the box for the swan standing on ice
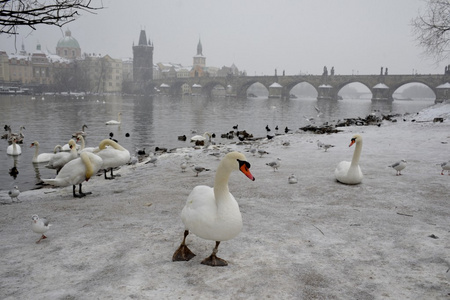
[389,159,407,176]
[42,152,103,197]
[94,139,130,179]
[30,141,55,163]
[105,112,122,125]
[46,139,78,174]
[173,151,255,266]
[335,134,363,185]
[31,215,51,243]
[7,137,21,156]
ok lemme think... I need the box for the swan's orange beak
[239,161,255,181]
[349,138,356,147]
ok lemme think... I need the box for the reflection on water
[0,94,434,192]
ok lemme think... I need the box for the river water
[0,94,434,193]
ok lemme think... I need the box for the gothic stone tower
[133,30,153,85]
[191,38,206,77]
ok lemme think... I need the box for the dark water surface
[0,94,434,192]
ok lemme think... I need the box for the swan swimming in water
[7,137,21,156]
[93,139,130,179]
[173,151,255,267]
[335,134,363,185]
[105,112,122,125]
[42,152,103,197]
[31,141,55,163]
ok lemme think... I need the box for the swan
[190,132,211,143]
[30,141,55,163]
[335,134,363,185]
[8,126,25,144]
[7,137,21,155]
[105,112,122,125]
[93,139,130,179]
[76,135,96,153]
[61,140,80,151]
[389,159,407,175]
[46,139,78,174]
[42,152,103,197]
[173,151,256,266]
[72,124,88,137]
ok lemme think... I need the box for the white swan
[173,151,255,266]
[190,132,211,142]
[7,137,21,156]
[76,134,96,153]
[105,112,122,125]
[42,152,103,197]
[46,139,78,173]
[31,141,55,163]
[93,139,130,179]
[335,134,363,185]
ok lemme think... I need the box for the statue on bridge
[323,66,328,76]
[331,66,335,76]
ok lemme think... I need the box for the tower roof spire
[138,30,148,46]
[197,38,203,56]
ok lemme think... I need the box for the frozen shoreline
[1,103,449,299]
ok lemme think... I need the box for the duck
[105,112,122,125]
[8,185,20,202]
[72,124,88,137]
[389,159,407,176]
[335,134,363,185]
[93,139,130,179]
[439,161,450,175]
[173,151,256,266]
[30,141,55,163]
[31,215,51,243]
[46,139,78,174]
[7,137,21,156]
[42,152,103,197]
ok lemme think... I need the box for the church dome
[57,29,80,49]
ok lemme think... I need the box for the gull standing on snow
[8,185,20,202]
[258,149,269,158]
[389,159,407,175]
[191,165,210,177]
[31,215,51,243]
[439,161,450,175]
[266,158,281,171]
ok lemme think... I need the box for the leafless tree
[0,0,103,35]
[412,0,450,62]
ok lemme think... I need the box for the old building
[56,29,81,59]
[133,30,153,85]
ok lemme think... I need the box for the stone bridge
[151,73,450,103]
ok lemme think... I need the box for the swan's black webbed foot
[172,230,196,262]
[200,241,228,267]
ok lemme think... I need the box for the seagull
[323,144,335,152]
[145,156,158,166]
[266,158,281,171]
[191,165,210,176]
[249,148,257,156]
[129,156,138,168]
[180,161,188,172]
[439,161,450,175]
[389,159,407,175]
[8,185,20,203]
[258,149,269,158]
[288,174,298,184]
[31,215,51,243]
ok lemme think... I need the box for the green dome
[56,29,80,49]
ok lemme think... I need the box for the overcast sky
[0,0,444,76]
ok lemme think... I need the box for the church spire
[197,38,203,56]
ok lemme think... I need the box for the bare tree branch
[412,0,450,62]
[0,0,104,35]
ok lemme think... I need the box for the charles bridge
[151,72,450,103]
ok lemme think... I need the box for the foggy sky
[0,0,444,76]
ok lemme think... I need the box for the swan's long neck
[99,139,125,151]
[33,143,39,158]
[78,136,85,149]
[351,140,362,167]
[81,153,94,179]
[213,160,232,201]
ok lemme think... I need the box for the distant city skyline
[0,0,446,76]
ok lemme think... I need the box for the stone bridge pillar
[317,84,333,100]
[435,82,450,103]
[371,83,391,101]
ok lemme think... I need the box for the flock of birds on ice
[3,111,450,266]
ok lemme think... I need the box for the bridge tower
[132,29,154,90]
[191,38,206,77]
